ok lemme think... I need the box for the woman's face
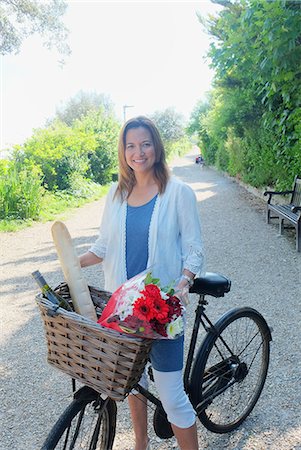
[125,127,156,175]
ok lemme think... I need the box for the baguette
[51,221,97,321]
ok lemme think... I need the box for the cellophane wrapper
[98,270,186,339]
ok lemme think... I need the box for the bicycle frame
[135,292,219,405]
[183,293,218,391]
[43,272,272,448]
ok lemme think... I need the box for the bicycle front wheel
[190,307,271,433]
[41,386,117,450]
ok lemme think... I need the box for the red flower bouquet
[98,271,185,339]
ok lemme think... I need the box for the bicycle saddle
[189,272,231,297]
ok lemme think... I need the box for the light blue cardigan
[89,176,205,292]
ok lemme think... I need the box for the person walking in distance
[79,116,204,450]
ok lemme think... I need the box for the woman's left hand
[177,277,190,291]
[176,271,194,305]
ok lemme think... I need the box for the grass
[0,218,36,232]
[0,184,109,232]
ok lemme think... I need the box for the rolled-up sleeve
[177,183,205,276]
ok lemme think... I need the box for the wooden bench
[264,176,301,252]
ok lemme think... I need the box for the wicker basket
[36,283,152,401]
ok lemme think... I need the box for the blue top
[126,194,157,279]
[125,193,183,372]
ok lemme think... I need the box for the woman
[80,116,204,450]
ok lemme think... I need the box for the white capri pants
[135,368,196,429]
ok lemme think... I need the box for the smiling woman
[79,115,204,450]
[125,127,156,177]
[116,116,169,205]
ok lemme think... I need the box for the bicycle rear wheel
[41,386,117,450]
[190,307,271,433]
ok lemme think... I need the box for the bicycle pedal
[153,404,174,439]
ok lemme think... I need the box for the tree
[54,91,115,126]
[195,0,301,188]
[75,109,120,185]
[150,107,191,159]
[186,99,210,137]
[150,107,185,143]
[0,0,70,60]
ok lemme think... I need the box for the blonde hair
[115,116,169,200]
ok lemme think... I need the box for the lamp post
[123,105,134,123]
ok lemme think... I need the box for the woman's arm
[177,183,205,276]
[80,184,118,269]
[79,251,103,268]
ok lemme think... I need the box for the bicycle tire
[190,307,271,433]
[41,386,117,450]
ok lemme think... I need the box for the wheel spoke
[89,415,102,450]
[41,391,116,450]
[191,309,270,433]
[62,403,100,449]
[70,408,86,449]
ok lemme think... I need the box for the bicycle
[40,272,272,449]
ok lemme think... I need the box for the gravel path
[1,149,300,450]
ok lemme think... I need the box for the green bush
[75,110,120,185]
[0,106,120,228]
[39,183,108,223]
[215,141,229,172]
[0,161,44,220]
[22,121,96,191]
[66,173,104,198]
[165,136,191,160]
[240,127,278,188]
[190,0,301,190]
[225,129,245,177]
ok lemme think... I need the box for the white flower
[115,287,141,320]
[166,316,184,339]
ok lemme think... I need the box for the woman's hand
[79,251,103,268]
[177,277,190,291]
[175,270,195,305]
[178,269,194,289]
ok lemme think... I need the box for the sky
[1,0,222,153]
